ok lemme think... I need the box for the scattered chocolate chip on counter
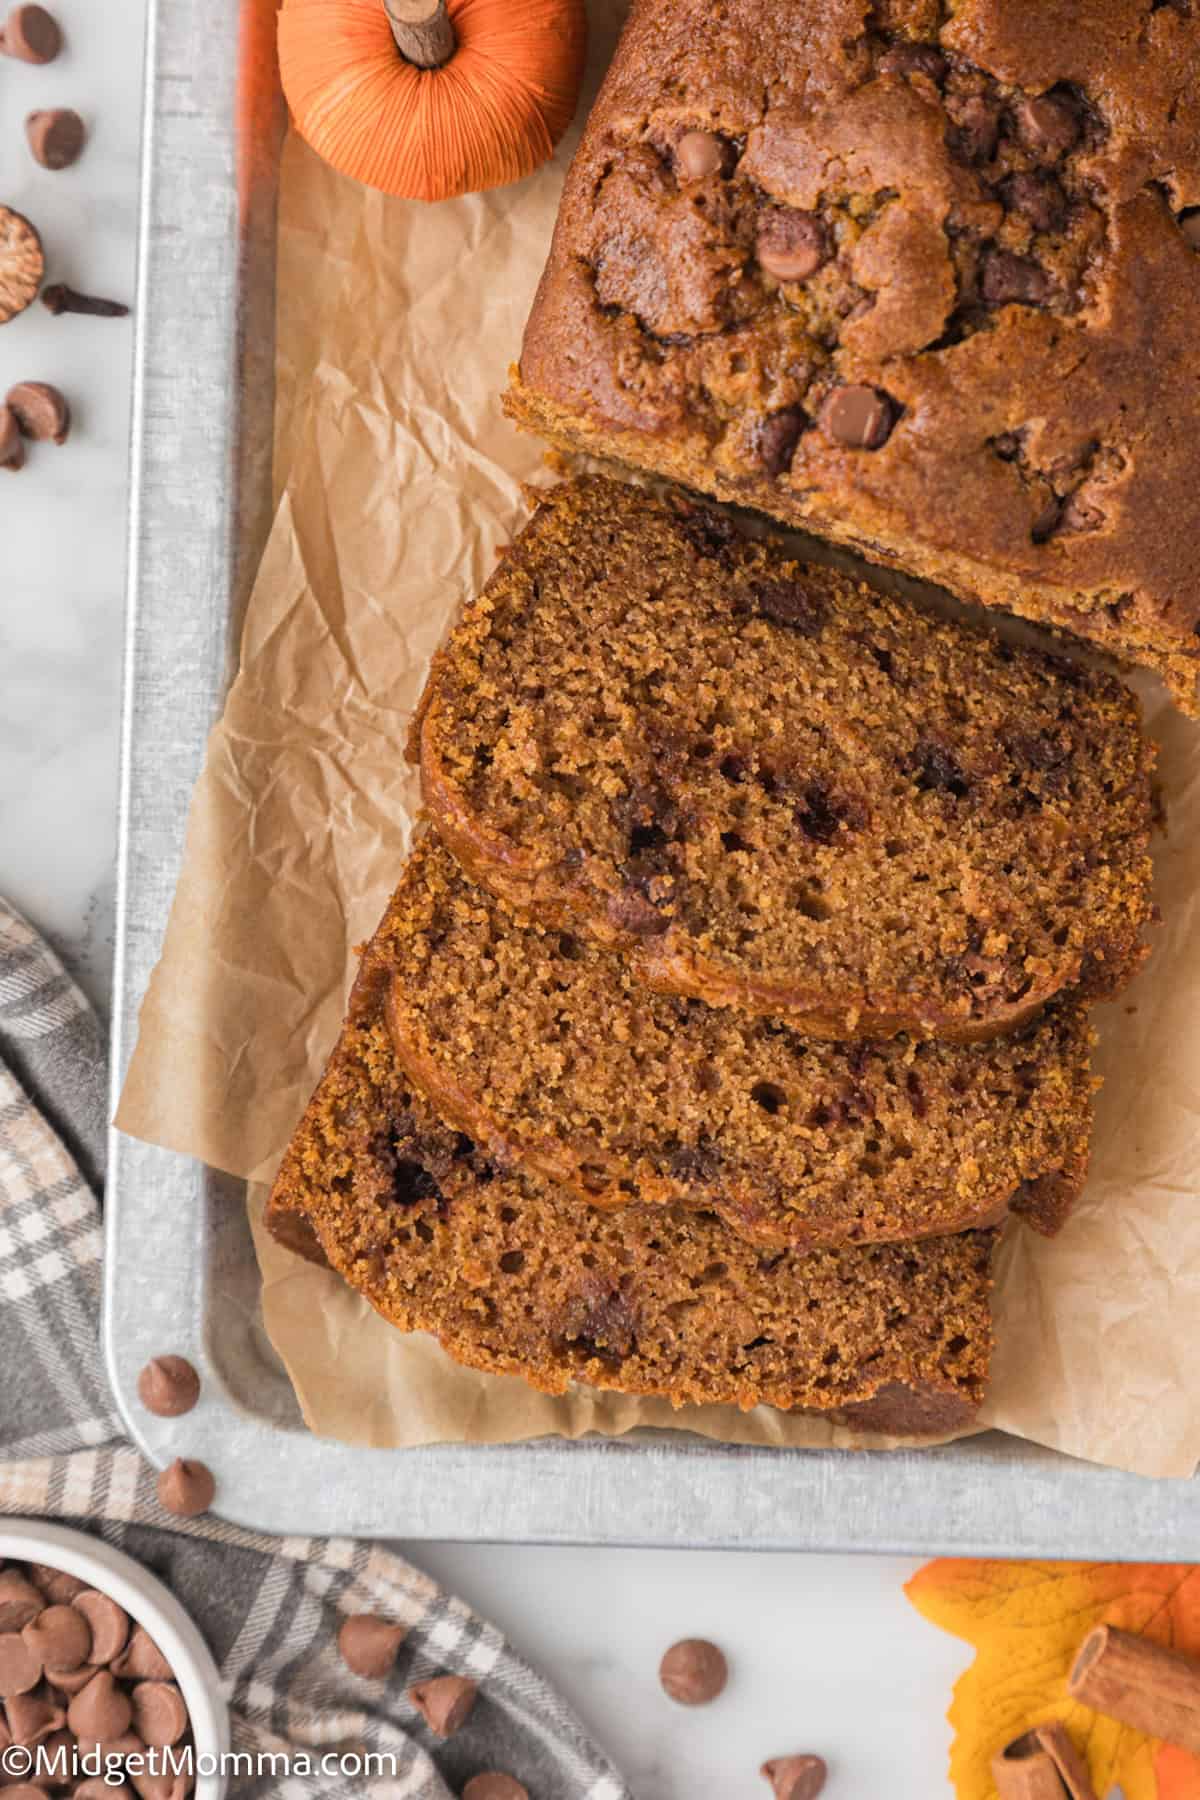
[156,1455,215,1517]
[408,1673,478,1737]
[336,1612,407,1678]
[6,381,70,444]
[0,407,24,468]
[137,1354,201,1417]
[461,1775,529,1800]
[0,206,45,324]
[26,105,85,169]
[0,1,61,62]
[819,382,896,450]
[658,1636,728,1706]
[41,281,128,318]
[762,1753,828,1799]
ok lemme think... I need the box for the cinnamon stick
[1070,1624,1200,1753]
[992,1723,1097,1800]
[384,0,455,68]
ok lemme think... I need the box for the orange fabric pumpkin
[277,0,588,202]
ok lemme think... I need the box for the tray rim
[106,0,1200,1554]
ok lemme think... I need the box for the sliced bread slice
[415,478,1155,1040]
[383,833,1094,1250]
[267,920,995,1431]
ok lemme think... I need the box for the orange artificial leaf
[904,1560,1200,1800]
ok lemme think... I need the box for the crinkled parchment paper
[116,1,1200,1476]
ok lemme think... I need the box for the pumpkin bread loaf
[414,477,1155,1040]
[505,0,1200,710]
[384,834,1095,1250]
[267,926,995,1430]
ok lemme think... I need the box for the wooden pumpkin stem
[384,0,456,68]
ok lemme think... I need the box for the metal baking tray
[105,0,1200,1552]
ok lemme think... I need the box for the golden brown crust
[265,914,994,1425]
[506,0,1200,711]
[382,834,1095,1250]
[416,477,1155,1040]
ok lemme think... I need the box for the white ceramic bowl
[0,1518,229,1798]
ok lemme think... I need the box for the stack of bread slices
[268,477,1155,1435]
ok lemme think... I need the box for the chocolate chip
[747,580,826,634]
[408,1674,478,1737]
[0,1574,44,1633]
[48,1661,97,1694]
[22,1606,90,1673]
[6,382,69,444]
[1004,171,1067,233]
[952,94,1001,162]
[137,1355,200,1418]
[0,406,24,470]
[981,249,1052,307]
[5,1688,65,1746]
[878,42,946,82]
[337,1613,407,1679]
[67,1671,132,1746]
[0,207,44,324]
[676,505,737,559]
[756,207,829,281]
[659,1638,728,1705]
[1015,91,1081,161]
[155,1457,215,1518]
[0,3,61,61]
[27,1567,86,1606]
[1179,208,1200,248]
[1057,491,1104,533]
[0,1634,41,1697]
[72,1592,128,1665]
[110,1627,172,1684]
[130,1680,187,1748]
[676,129,727,181]
[757,404,806,475]
[25,107,85,170]
[462,1777,529,1800]
[761,1754,828,1800]
[797,781,850,843]
[819,384,895,450]
[911,741,969,798]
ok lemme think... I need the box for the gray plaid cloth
[0,897,632,1800]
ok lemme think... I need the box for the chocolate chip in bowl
[0,1520,229,1798]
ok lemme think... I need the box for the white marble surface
[0,0,141,1011]
[1,8,970,1796]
